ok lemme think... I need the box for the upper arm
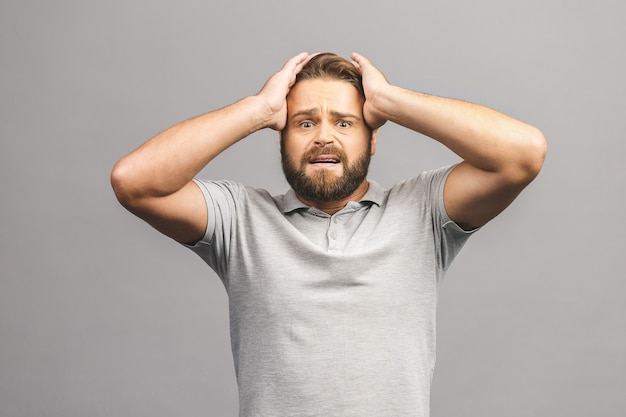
[443,162,532,230]
[118,180,208,245]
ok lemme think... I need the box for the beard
[281,141,372,204]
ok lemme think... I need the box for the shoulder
[193,179,284,213]
[387,165,457,198]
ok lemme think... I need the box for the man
[111,52,546,416]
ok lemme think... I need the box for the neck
[296,180,370,215]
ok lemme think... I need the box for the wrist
[248,94,287,132]
[238,95,276,134]
[369,84,400,121]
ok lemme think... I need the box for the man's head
[294,53,365,99]
[280,53,377,207]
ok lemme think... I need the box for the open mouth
[309,154,341,165]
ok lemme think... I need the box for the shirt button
[329,231,337,240]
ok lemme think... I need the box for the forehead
[287,79,364,116]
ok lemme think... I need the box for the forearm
[374,86,546,178]
[111,95,270,200]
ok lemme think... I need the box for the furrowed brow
[330,110,362,121]
[290,108,362,121]
[290,108,319,118]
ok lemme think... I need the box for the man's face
[281,79,377,204]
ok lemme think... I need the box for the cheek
[282,138,306,164]
[347,142,368,159]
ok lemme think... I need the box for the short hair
[295,53,364,98]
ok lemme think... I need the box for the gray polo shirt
[188,165,475,417]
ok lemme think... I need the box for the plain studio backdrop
[1,0,624,416]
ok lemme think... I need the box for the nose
[314,122,334,147]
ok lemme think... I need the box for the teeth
[310,155,340,163]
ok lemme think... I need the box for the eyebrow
[291,108,362,121]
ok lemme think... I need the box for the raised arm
[110,52,313,243]
[351,53,547,230]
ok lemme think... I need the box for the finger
[283,52,309,70]
[350,52,369,73]
[350,52,369,66]
[294,53,317,73]
[293,51,310,62]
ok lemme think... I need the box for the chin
[306,165,343,177]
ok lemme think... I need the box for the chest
[227,202,439,312]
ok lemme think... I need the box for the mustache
[301,146,347,163]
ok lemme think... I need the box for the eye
[300,121,313,128]
[337,120,351,128]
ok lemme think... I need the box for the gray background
[1,0,624,416]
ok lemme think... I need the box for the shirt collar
[277,180,384,214]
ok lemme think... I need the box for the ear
[370,128,379,156]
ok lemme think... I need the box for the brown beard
[281,142,372,204]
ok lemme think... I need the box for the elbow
[505,127,547,186]
[110,158,141,211]
[523,127,548,180]
[519,128,548,184]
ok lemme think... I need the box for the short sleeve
[182,179,243,279]
[428,165,479,271]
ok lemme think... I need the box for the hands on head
[257,52,314,131]
[350,52,389,130]
[257,51,389,132]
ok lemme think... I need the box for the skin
[110,52,546,244]
[351,52,546,230]
[281,78,377,214]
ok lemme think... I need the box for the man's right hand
[256,52,314,131]
[111,52,314,244]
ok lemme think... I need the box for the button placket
[327,214,343,252]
